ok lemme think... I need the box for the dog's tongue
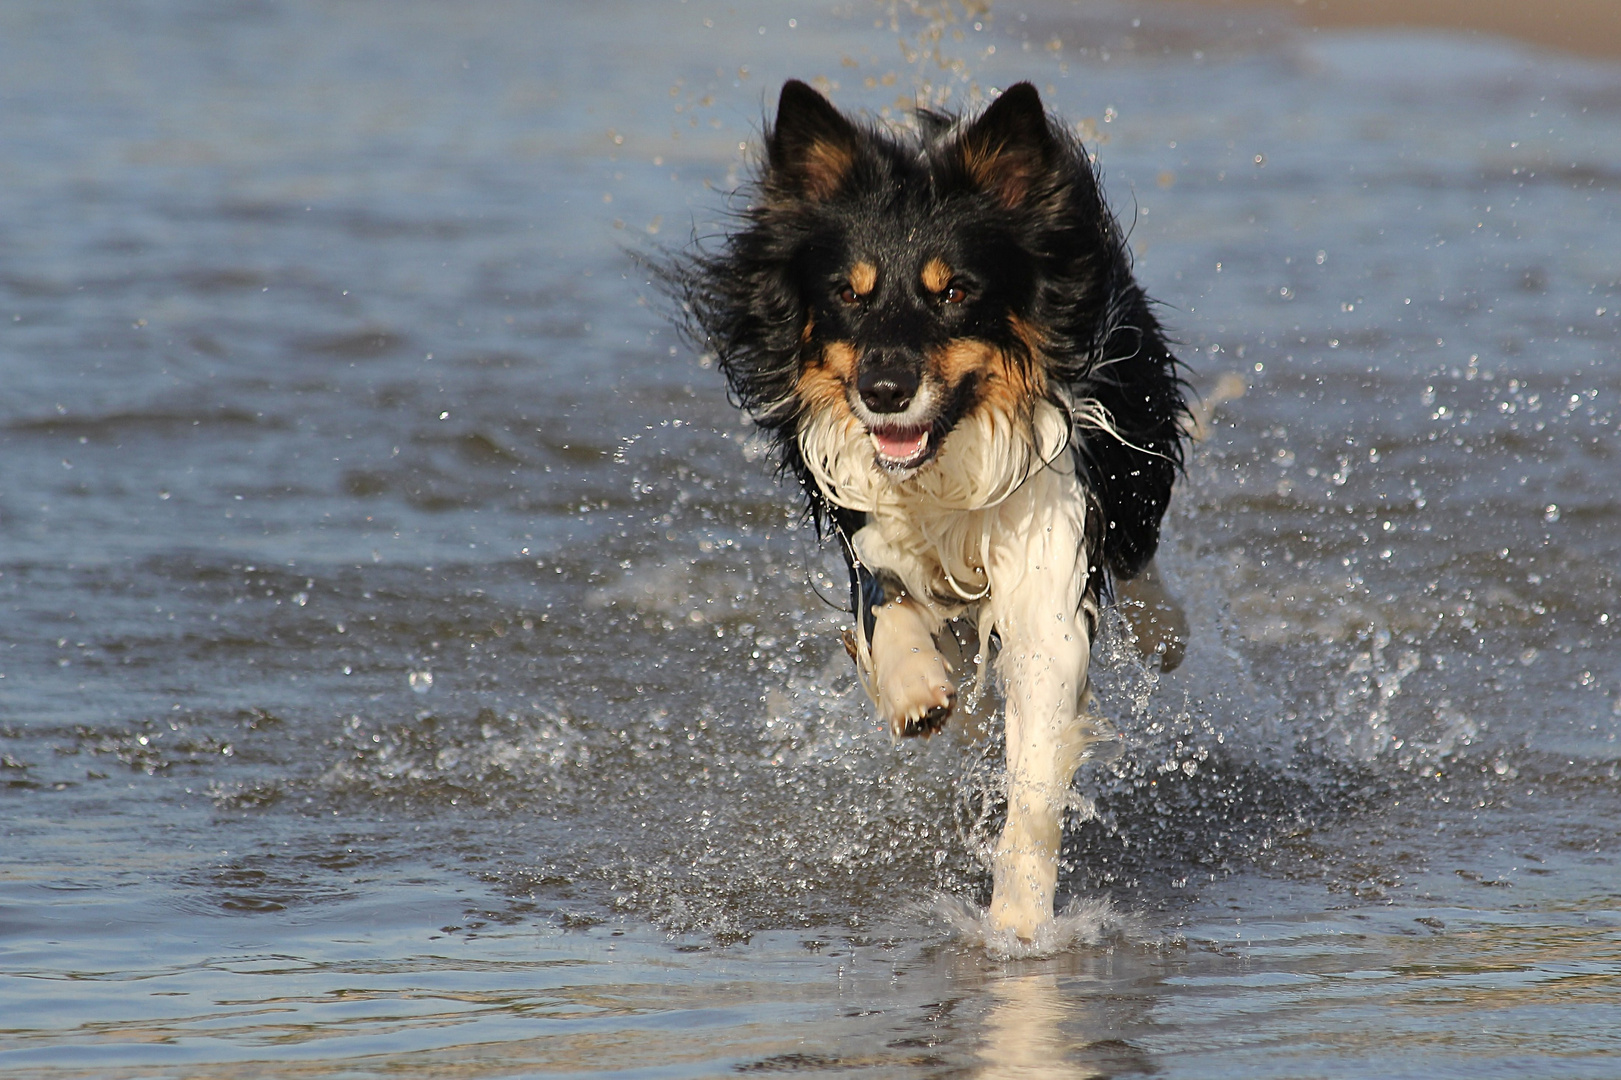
[873,427,928,461]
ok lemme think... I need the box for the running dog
[668,80,1189,941]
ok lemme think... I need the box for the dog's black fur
[666,80,1188,597]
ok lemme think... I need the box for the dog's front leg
[845,527,957,737]
[985,492,1096,941]
[868,595,957,738]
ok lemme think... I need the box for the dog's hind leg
[1117,558,1188,672]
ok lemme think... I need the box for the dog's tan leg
[868,595,957,737]
[1117,557,1188,672]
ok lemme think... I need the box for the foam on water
[938,894,1143,959]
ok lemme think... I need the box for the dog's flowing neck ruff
[799,397,1088,623]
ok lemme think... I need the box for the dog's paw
[1155,629,1187,673]
[897,697,954,738]
[877,652,957,738]
[1118,559,1189,673]
[1130,602,1187,672]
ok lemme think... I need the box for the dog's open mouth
[869,424,935,471]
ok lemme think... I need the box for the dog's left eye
[942,284,968,305]
[838,285,860,305]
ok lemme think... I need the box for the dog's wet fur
[665,81,1190,940]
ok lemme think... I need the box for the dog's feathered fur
[666,81,1189,940]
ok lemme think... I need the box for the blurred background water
[2,2,1618,1076]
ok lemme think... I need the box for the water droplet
[409,670,434,693]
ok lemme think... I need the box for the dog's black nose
[857,360,920,414]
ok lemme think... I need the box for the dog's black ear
[952,83,1058,209]
[767,80,860,203]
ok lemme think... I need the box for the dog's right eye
[837,285,860,305]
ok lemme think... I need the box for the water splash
[938,894,1139,959]
[881,0,995,111]
[1333,627,1422,761]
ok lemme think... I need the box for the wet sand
[1174,0,1621,59]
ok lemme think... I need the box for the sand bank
[1170,0,1621,59]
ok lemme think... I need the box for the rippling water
[3,2,1619,1076]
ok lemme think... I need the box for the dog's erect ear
[953,83,1057,209]
[767,80,860,203]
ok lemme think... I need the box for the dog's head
[670,80,1185,575]
[763,79,1080,478]
[671,81,1193,577]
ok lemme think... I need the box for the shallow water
[2,2,1619,1076]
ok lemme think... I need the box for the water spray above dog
[666,80,1191,942]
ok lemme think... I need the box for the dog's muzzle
[853,352,939,472]
[856,353,920,415]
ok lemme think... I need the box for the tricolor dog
[668,80,1190,941]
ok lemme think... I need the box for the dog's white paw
[876,648,956,738]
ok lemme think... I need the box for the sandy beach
[1175,0,1621,59]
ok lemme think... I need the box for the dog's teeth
[872,428,929,462]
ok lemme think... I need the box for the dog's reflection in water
[974,967,1154,1079]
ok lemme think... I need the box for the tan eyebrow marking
[921,257,952,294]
[848,261,877,296]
